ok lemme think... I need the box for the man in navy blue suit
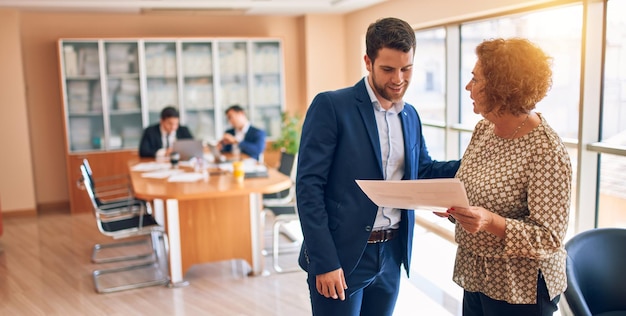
[296,17,461,316]
[218,105,266,161]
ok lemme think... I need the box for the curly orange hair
[476,38,553,116]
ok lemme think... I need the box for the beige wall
[303,14,347,104]
[0,10,37,213]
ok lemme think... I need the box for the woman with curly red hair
[441,38,572,315]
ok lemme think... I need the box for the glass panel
[459,131,472,156]
[251,41,282,138]
[598,153,626,229]
[422,126,445,160]
[218,41,249,129]
[598,0,626,230]
[145,41,178,126]
[602,0,626,144]
[105,41,142,150]
[459,4,583,140]
[182,41,215,142]
[62,41,104,151]
[405,28,446,123]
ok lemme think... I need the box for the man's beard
[372,74,406,103]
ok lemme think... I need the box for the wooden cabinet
[58,37,285,214]
[0,195,3,237]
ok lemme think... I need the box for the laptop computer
[207,143,230,163]
[172,139,204,161]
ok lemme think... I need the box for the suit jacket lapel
[399,108,413,180]
[355,79,384,176]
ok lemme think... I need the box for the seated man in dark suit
[139,106,193,158]
[218,105,266,161]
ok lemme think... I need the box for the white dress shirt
[155,127,177,158]
[365,76,405,230]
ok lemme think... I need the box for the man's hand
[316,268,348,300]
[221,133,236,145]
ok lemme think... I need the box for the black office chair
[81,159,141,210]
[80,159,153,263]
[80,164,169,293]
[263,204,301,273]
[262,150,297,205]
[261,151,301,273]
[563,227,626,316]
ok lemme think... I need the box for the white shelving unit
[59,38,285,153]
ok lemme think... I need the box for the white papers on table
[131,162,171,172]
[355,178,469,211]
[139,168,205,182]
[217,158,267,173]
[167,172,206,182]
[177,160,194,168]
[141,169,184,179]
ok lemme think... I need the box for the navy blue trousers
[462,271,560,316]
[307,236,402,316]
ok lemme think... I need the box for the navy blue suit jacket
[296,78,460,277]
[222,125,266,161]
[138,124,193,158]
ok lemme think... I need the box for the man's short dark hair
[225,104,246,115]
[365,17,416,63]
[160,106,180,120]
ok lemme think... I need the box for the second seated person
[296,17,460,316]
[138,106,193,158]
[218,105,266,161]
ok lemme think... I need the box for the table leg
[249,193,264,275]
[165,198,189,287]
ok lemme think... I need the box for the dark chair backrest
[82,158,97,192]
[564,227,626,316]
[264,151,296,200]
[80,164,100,210]
[83,158,93,179]
[277,152,296,178]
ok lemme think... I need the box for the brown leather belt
[367,229,399,243]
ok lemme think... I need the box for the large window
[459,5,583,139]
[405,28,447,159]
[598,0,626,228]
[400,2,626,314]
[406,28,447,123]
[458,4,583,232]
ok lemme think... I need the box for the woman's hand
[447,206,505,239]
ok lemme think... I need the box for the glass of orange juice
[232,161,244,184]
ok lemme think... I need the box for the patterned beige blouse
[454,113,572,304]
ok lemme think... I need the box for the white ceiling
[0,0,388,15]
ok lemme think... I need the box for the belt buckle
[379,230,389,242]
[368,229,391,244]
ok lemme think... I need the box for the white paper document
[131,162,171,172]
[355,178,470,211]
[167,172,206,182]
[141,169,184,179]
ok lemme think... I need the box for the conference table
[128,159,292,286]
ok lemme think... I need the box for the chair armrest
[564,260,594,316]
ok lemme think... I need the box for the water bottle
[232,143,241,161]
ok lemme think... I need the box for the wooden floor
[0,212,312,315]
[0,211,461,315]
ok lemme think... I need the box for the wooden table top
[129,161,292,201]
